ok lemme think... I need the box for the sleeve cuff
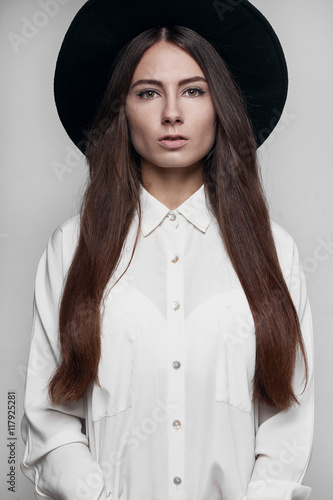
[246,479,312,500]
[21,442,105,500]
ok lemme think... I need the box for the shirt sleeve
[245,239,314,500]
[20,223,105,500]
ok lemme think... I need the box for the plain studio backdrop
[0,0,332,498]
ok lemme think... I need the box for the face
[125,41,216,174]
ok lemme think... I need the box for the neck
[141,161,204,211]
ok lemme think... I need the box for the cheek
[200,110,216,142]
[194,102,216,129]
[126,104,141,136]
[206,107,217,128]
[209,111,217,138]
[132,122,149,146]
[127,114,142,141]
[127,115,152,154]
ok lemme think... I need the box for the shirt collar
[138,183,214,237]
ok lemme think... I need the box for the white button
[173,476,182,485]
[168,213,177,221]
[171,255,179,263]
[173,419,181,429]
[172,360,181,369]
[172,301,180,311]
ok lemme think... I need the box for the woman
[20,1,314,499]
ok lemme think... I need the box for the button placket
[172,360,181,370]
[167,211,179,228]
[164,212,185,499]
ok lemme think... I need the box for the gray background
[1,0,332,498]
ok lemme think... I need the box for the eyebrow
[130,76,207,90]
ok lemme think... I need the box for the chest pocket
[91,311,137,422]
[215,303,256,413]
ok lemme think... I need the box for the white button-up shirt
[21,183,314,500]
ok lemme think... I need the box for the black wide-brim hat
[54,0,288,154]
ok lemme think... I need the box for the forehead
[132,41,204,79]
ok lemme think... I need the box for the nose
[161,94,184,125]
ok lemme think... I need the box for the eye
[136,87,206,100]
[183,87,206,97]
[137,89,159,99]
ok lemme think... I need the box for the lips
[159,134,188,140]
[158,135,188,149]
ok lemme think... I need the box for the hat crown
[54,0,288,153]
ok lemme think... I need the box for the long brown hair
[48,25,308,410]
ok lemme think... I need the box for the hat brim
[54,0,288,153]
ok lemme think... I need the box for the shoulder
[47,213,81,274]
[49,213,80,246]
[270,220,295,253]
[270,219,299,283]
